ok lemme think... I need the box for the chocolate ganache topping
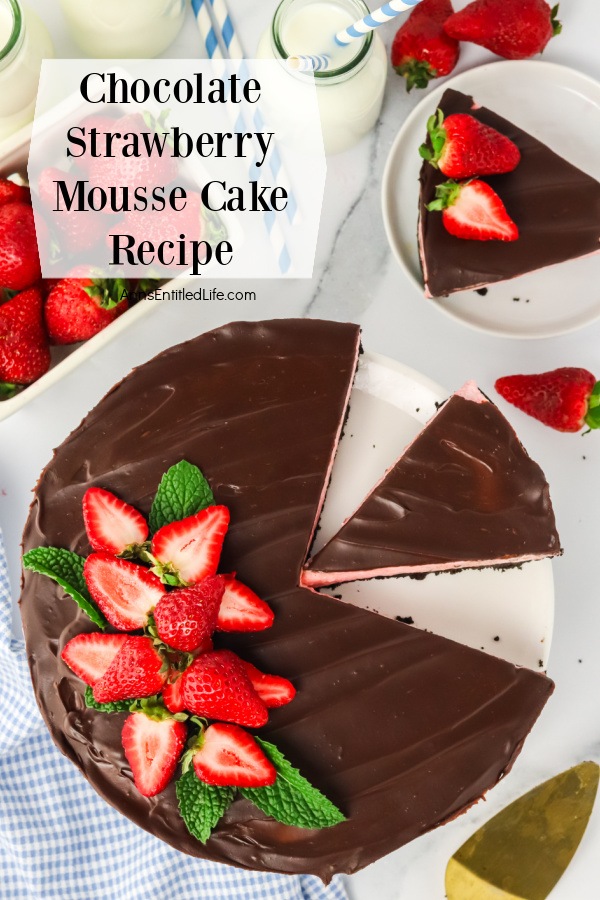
[419,89,600,297]
[20,320,553,881]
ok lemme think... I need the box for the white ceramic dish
[313,351,555,670]
[382,60,600,340]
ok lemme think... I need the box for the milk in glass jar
[59,0,186,58]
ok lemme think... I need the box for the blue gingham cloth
[0,530,348,900]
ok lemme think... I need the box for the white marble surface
[2,1,600,897]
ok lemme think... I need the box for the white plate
[312,352,554,669]
[382,60,600,340]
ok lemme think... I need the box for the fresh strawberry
[0,202,42,290]
[427,179,518,241]
[93,635,167,703]
[216,578,274,632]
[495,368,600,433]
[70,113,119,174]
[84,552,165,631]
[391,0,459,91]
[122,711,186,796]
[154,576,225,652]
[150,506,230,585]
[38,167,106,255]
[191,722,276,788]
[0,288,50,385]
[82,487,148,555]
[182,649,268,727]
[242,661,296,709]
[44,271,128,345]
[61,632,128,685]
[444,0,561,60]
[0,178,30,206]
[162,674,187,714]
[420,110,521,178]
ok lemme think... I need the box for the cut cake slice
[302,381,561,588]
[418,88,600,297]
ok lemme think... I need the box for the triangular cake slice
[419,88,600,297]
[302,381,561,588]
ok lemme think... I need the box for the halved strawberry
[93,636,167,703]
[84,552,165,630]
[427,179,518,241]
[82,487,148,555]
[122,711,187,797]
[242,661,296,709]
[192,722,276,787]
[61,632,128,685]
[162,674,187,714]
[216,578,274,632]
[151,506,230,584]
[154,575,225,652]
[182,649,268,728]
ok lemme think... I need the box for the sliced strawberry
[83,552,165,631]
[122,712,187,797]
[151,506,230,585]
[154,575,225,652]
[82,487,148,554]
[216,578,275,632]
[162,674,187,714]
[428,179,519,241]
[242,661,296,709]
[182,649,268,728]
[61,632,128,685]
[93,635,167,703]
[192,723,276,787]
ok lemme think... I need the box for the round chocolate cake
[20,319,553,881]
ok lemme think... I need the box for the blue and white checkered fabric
[0,530,348,900]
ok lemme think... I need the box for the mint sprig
[23,547,107,629]
[149,460,215,533]
[241,739,346,829]
[85,686,132,713]
[176,770,235,843]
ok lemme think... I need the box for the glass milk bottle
[258,0,387,154]
[0,0,53,142]
[59,0,186,58]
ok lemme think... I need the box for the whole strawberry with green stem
[444,0,561,60]
[420,110,521,178]
[44,270,129,344]
[391,0,459,92]
[495,368,600,433]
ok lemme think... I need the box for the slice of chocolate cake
[303,382,560,588]
[20,322,553,881]
[419,88,600,297]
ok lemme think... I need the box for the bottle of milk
[59,0,186,58]
[0,0,53,143]
[258,0,387,154]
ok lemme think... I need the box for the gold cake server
[446,761,599,900]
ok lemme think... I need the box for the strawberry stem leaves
[22,547,108,629]
[176,770,235,843]
[584,381,600,430]
[419,109,446,166]
[427,179,462,211]
[0,381,20,400]
[149,460,215,533]
[551,4,562,37]
[85,686,133,713]
[394,59,438,92]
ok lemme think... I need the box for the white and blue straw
[288,54,331,72]
[335,0,422,45]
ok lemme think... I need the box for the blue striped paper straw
[191,0,224,58]
[335,0,422,45]
[208,0,245,58]
[288,54,331,72]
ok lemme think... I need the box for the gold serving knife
[446,761,599,900]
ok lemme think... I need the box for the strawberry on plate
[191,723,276,788]
[427,179,519,241]
[44,271,129,345]
[154,576,225,652]
[216,578,274,632]
[182,649,268,728]
[84,552,165,631]
[83,487,149,555]
[61,632,128,685]
[242,660,296,709]
[495,368,600,433]
[151,506,230,585]
[420,110,521,178]
[391,0,459,92]
[93,635,167,703]
[444,0,561,60]
[122,711,187,797]
[0,202,42,290]
[0,288,51,386]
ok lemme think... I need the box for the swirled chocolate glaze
[303,383,560,586]
[20,321,553,881]
[419,89,600,297]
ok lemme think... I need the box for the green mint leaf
[176,769,235,843]
[85,685,132,713]
[241,739,346,829]
[22,547,107,630]
[149,460,214,532]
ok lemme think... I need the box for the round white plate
[382,60,600,340]
[313,352,555,669]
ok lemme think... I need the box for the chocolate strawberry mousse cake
[20,320,554,881]
[419,88,600,297]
